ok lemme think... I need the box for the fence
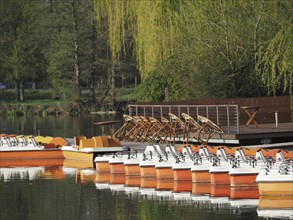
[128,104,240,134]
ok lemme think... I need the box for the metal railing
[128,104,240,134]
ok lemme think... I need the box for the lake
[0,116,292,220]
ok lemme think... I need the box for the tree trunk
[89,3,97,106]
[20,80,24,102]
[109,64,116,110]
[71,0,81,101]
[15,80,20,102]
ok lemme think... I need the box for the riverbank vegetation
[0,0,292,115]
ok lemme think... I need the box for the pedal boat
[229,148,282,187]
[139,145,165,178]
[124,145,161,176]
[0,135,64,160]
[256,163,293,196]
[61,136,124,161]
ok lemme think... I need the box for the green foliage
[95,0,292,101]
[134,71,183,102]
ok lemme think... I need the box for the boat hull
[94,172,111,183]
[229,173,257,187]
[125,176,141,187]
[140,166,156,178]
[210,172,230,185]
[156,167,173,179]
[95,161,110,172]
[210,184,230,197]
[156,179,174,191]
[192,183,211,195]
[0,149,63,160]
[109,163,125,174]
[173,169,192,181]
[141,177,156,188]
[191,171,210,183]
[62,150,93,161]
[258,182,293,196]
[173,180,192,193]
[0,158,63,167]
[125,164,141,176]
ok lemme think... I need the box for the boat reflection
[75,168,96,183]
[0,159,65,181]
[258,195,293,219]
[230,186,259,199]
[0,166,45,181]
[156,178,174,191]
[173,180,192,193]
[192,182,210,195]
[62,159,96,183]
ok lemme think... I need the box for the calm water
[0,163,261,220]
[0,116,292,220]
[0,115,123,138]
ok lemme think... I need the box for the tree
[95,0,292,102]
[0,0,46,102]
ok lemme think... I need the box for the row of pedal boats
[1,133,292,197]
[94,144,293,197]
[0,134,124,160]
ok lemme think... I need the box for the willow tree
[94,0,177,80]
[94,0,292,103]
[256,3,293,112]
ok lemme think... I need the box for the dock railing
[128,104,240,134]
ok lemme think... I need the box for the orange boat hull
[95,172,111,183]
[141,177,157,188]
[230,186,259,199]
[1,149,63,160]
[125,164,141,176]
[156,179,174,191]
[173,169,192,181]
[173,180,192,193]
[62,150,93,161]
[192,171,210,183]
[0,158,64,167]
[210,184,230,197]
[156,167,173,179]
[210,172,230,185]
[258,182,293,196]
[230,174,257,187]
[140,166,156,178]
[109,163,125,174]
[125,176,141,187]
[63,159,94,169]
[110,174,125,184]
[192,183,211,195]
[95,161,110,172]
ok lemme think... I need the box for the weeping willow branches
[94,0,293,101]
[94,0,177,79]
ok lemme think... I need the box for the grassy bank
[0,88,135,116]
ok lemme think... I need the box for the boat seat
[74,136,86,147]
[79,138,95,150]
[92,136,122,148]
[46,137,69,148]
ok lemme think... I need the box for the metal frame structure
[128,104,240,134]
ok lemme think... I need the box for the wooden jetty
[126,96,293,146]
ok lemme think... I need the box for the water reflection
[1,160,291,220]
[0,114,123,138]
